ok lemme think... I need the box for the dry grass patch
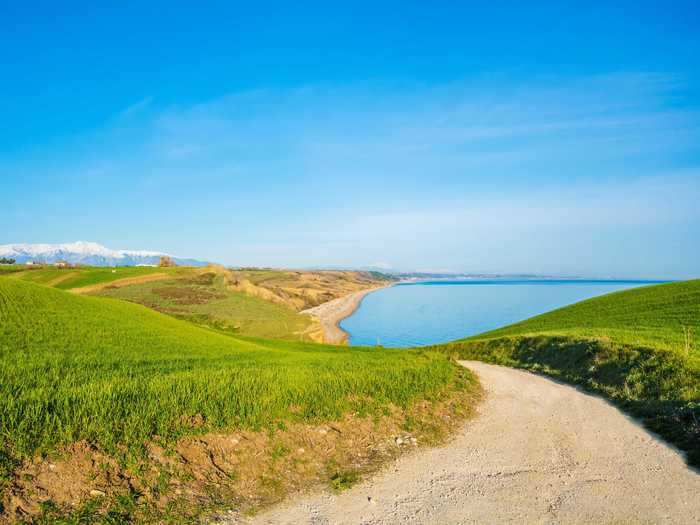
[152,285,226,305]
[226,269,395,311]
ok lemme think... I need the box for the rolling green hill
[2,275,697,519]
[433,279,700,466]
[93,271,321,341]
[1,265,325,342]
[1,265,392,343]
[2,264,179,290]
[0,278,474,521]
[473,279,700,357]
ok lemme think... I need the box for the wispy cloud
[124,72,699,187]
[3,72,699,277]
[116,96,154,120]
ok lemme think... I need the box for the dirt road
[242,361,700,524]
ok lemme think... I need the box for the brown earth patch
[2,442,133,522]
[1,370,480,524]
[184,272,218,286]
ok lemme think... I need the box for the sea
[341,279,666,347]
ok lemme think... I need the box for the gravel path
[243,361,700,524]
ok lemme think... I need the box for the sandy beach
[301,285,389,344]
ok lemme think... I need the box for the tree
[159,256,176,267]
[0,257,16,264]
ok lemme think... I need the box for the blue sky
[2,1,699,278]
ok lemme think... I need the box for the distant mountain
[0,241,208,267]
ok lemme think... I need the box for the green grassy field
[0,278,469,517]
[1,265,386,343]
[94,271,318,341]
[2,271,697,519]
[0,265,23,274]
[2,265,179,290]
[474,280,700,357]
[433,279,700,466]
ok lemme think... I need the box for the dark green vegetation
[95,271,317,341]
[432,279,700,466]
[0,278,470,521]
[329,470,360,492]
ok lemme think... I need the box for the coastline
[301,285,390,344]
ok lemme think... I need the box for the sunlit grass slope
[0,278,460,467]
[4,265,179,290]
[473,279,700,356]
[1,266,386,342]
[434,279,700,465]
[95,272,318,341]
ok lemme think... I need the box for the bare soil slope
[227,269,393,311]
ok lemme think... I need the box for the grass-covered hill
[227,268,395,311]
[0,265,393,343]
[474,279,700,357]
[94,269,322,341]
[94,267,393,342]
[0,278,475,522]
[433,279,700,466]
[0,265,325,342]
[0,264,178,291]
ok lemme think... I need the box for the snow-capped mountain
[0,241,208,267]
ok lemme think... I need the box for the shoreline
[301,284,391,344]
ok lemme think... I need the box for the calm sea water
[341,280,665,348]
